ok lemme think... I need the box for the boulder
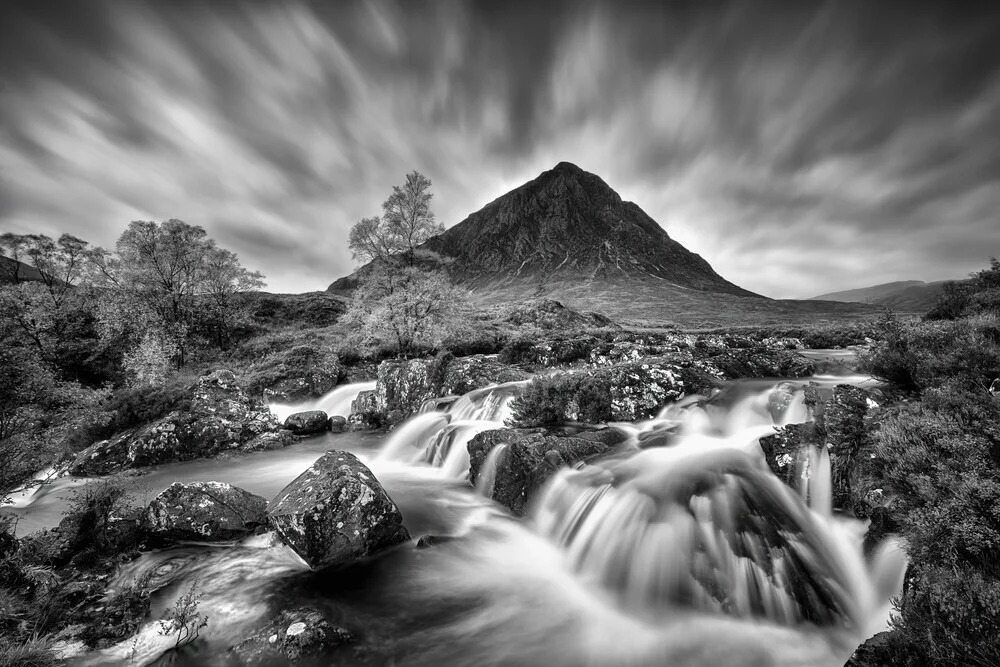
[267,451,409,569]
[375,355,527,422]
[243,429,297,451]
[759,423,821,489]
[376,359,437,418]
[70,370,281,475]
[468,429,615,515]
[142,481,267,542]
[605,361,686,421]
[440,355,528,396]
[260,346,342,403]
[229,607,353,666]
[283,411,330,435]
[708,349,816,380]
[328,415,348,433]
[348,389,380,429]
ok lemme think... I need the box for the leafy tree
[343,172,465,356]
[0,234,100,368]
[92,220,264,366]
[348,171,443,265]
[342,264,467,356]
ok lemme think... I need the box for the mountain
[810,280,951,312]
[330,162,877,325]
[0,255,50,285]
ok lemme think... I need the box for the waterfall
[267,380,376,422]
[475,443,508,497]
[377,380,528,478]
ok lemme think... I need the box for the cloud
[0,1,998,297]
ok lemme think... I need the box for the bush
[508,373,613,427]
[870,393,1000,665]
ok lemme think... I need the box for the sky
[1,1,999,299]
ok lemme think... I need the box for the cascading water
[266,380,376,422]
[11,360,904,667]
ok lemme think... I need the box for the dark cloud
[1,0,998,297]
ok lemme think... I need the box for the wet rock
[415,534,456,549]
[468,429,614,515]
[708,349,816,379]
[440,354,528,396]
[142,481,267,543]
[229,607,353,665]
[71,370,280,475]
[283,410,329,435]
[375,354,526,422]
[348,389,381,429]
[267,451,409,569]
[260,346,342,403]
[605,361,686,421]
[759,423,821,489]
[263,377,312,404]
[376,358,438,419]
[328,415,348,433]
[242,429,297,451]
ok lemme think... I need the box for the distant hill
[330,162,879,326]
[0,255,50,284]
[810,280,952,312]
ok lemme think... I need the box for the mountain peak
[330,164,758,312]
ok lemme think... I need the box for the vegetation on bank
[847,259,1000,666]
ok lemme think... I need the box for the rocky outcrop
[71,370,282,475]
[267,451,409,569]
[283,410,329,435]
[142,481,268,543]
[255,345,342,403]
[229,607,353,665]
[468,429,616,515]
[375,354,527,423]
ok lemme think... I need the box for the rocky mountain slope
[811,280,949,312]
[330,162,876,326]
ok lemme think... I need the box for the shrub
[871,394,1000,665]
[508,373,612,427]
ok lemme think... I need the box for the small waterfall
[530,381,905,651]
[476,443,509,497]
[267,380,376,422]
[377,381,527,478]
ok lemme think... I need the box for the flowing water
[9,360,906,666]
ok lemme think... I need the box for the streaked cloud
[0,0,998,297]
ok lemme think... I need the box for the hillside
[811,280,950,312]
[330,162,879,326]
[0,255,51,284]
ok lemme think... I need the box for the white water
[10,363,904,667]
[266,380,376,422]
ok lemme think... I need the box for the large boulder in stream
[267,451,409,569]
[283,410,329,435]
[468,428,620,515]
[71,370,282,475]
[142,481,268,543]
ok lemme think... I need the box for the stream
[7,352,905,666]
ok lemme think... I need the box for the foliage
[926,257,1000,321]
[91,219,264,367]
[348,170,443,265]
[159,581,209,649]
[861,313,1000,393]
[508,373,613,427]
[0,636,60,667]
[341,264,469,357]
[61,476,142,560]
[122,330,180,388]
[870,394,1000,666]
